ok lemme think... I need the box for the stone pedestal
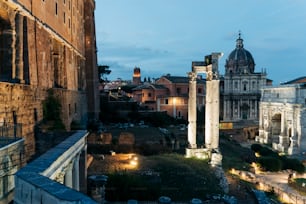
[185,148,210,159]
[210,152,222,167]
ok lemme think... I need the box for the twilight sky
[95,0,306,85]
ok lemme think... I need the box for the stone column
[238,100,240,119]
[205,79,220,150]
[187,72,197,148]
[223,100,227,120]
[79,148,87,193]
[279,109,289,149]
[15,13,24,82]
[64,162,73,188]
[280,110,286,135]
[73,154,80,191]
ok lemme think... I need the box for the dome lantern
[225,32,255,75]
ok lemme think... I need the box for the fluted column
[73,154,80,191]
[187,72,197,148]
[64,162,73,188]
[205,78,220,150]
[15,13,24,82]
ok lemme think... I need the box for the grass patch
[219,137,255,171]
[105,153,223,202]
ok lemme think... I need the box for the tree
[98,65,111,82]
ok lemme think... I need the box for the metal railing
[0,123,22,146]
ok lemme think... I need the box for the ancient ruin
[256,79,306,155]
[186,53,223,165]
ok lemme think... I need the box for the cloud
[97,41,172,63]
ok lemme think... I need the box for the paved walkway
[232,170,306,204]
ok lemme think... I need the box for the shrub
[43,89,62,121]
[257,157,282,172]
[251,144,278,157]
[251,143,262,152]
[281,157,305,173]
[105,172,160,201]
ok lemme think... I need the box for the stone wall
[0,0,98,160]
[0,138,24,204]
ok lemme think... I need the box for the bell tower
[132,67,141,85]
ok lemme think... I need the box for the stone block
[118,132,135,145]
[99,132,112,144]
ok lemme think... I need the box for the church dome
[225,33,255,74]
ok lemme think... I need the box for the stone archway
[271,113,281,142]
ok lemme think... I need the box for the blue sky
[95,0,306,84]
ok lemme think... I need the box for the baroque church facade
[221,34,272,124]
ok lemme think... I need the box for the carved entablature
[0,1,19,25]
[54,172,65,184]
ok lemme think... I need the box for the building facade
[256,77,306,155]
[0,0,98,159]
[132,75,206,120]
[221,33,271,123]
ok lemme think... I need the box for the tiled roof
[163,75,206,84]
[281,76,306,85]
[132,84,167,91]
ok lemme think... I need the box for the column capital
[188,71,197,82]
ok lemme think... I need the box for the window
[234,81,238,89]
[165,99,168,104]
[242,81,248,91]
[63,12,66,23]
[198,88,202,94]
[148,93,151,97]
[55,2,58,15]
[75,103,77,113]
[177,88,181,95]
[68,104,71,115]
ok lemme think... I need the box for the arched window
[242,81,248,91]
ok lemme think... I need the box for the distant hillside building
[257,76,306,155]
[221,33,272,124]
